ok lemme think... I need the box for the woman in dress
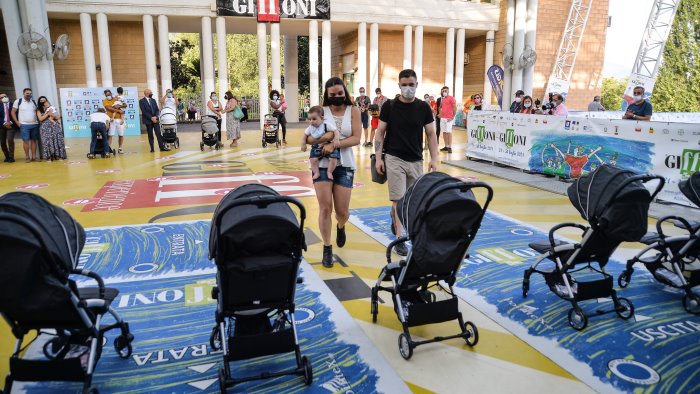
[269,90,288,144]
[223,91,241,147]
[306,77,361,267]
[206,91,223,143]
[36,97,66,161]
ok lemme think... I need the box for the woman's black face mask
[327,96,345,106]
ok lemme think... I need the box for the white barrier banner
[59,87,141,138]
[467,111,700,207]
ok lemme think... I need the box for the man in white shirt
[88,108,113,158]
[11,88,40,162]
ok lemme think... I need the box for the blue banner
[59,86,141,138]
[487,65,504,108]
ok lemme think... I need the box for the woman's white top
[164,96,177,113]
[321,106,355,170]
[205,100,221,118]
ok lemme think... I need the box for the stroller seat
[0,192,134,394]
[371,172,493,360]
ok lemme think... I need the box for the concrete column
[502,0,515,109]
[257,23,269,129]
[1,0,30,98]
[216,16,228,133]
[369,23,379,94]
[201,17,215,101]
[270,23,281,91]
[321,20,331,84]
[158,15,172,94]
[309,20,319,106]
[96,13,112,87]
[414,25,423,90]
[17,0,57,103]
[484,30,495,109]
[444,28,455,91]
[454,28,465,104]
[356,22,367,97]
[284,35,299,122]
[512,0,526,95]
[523,0,539,95]
[143,15,158,96]
[79,14,98,87]
[403,25,412,70]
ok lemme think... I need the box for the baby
[301,105,341,180]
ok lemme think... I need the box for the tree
[601,77,627,111]
[170,38,195,90]
[651,0,700,112]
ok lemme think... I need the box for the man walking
[0,93,16,162]
[355,87,371,146]
[437,86,457,153]
[374,69,438,256]
[11,88,40,162]
[139,88,169,152]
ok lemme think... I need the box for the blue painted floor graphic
[349,206,700,393]
[22,221,409,393]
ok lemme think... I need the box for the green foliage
[651,0,700,112]
[170,33,203,102]
[601,77,628,111]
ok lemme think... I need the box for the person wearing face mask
[269,90,288,144]
[162,89,179,117]
[355,87,371,146]
[472,94,483,111]
[139,88,170,152]
[11,88,40,162]
[623,86,652,121]
[368,88,386,147]
[102,89,119,148]
[519,95,535,114]
[509,90,524,113]
[206,91,224,142]
[374,69,438,257]
[437,86,457,153]
[0,93,17,162]
[550,93,569,116]
[306,77,362,267]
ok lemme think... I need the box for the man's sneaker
[336,225,346,248]
[439,146,449,152]
[394,242,409,257]
[322,245,334,268]
[118,147,124,154]
[447,147,453,153]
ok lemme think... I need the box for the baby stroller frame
[201,115,223,151]
[522,168,664,330]
[208,185,311,391]
[0,192,133,394]
[618,172,700,314]
[159,107,180,149]
[262,114,280,148]
[371,173,493,360]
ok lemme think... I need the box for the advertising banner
[466,111,700,207]
[486,65,504,108]
[217,0,330,20]
[59,86,141,138]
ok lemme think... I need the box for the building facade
[0,0,609,122]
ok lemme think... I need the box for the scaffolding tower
[631,0,681,81]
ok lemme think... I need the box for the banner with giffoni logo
[466,111,700,207]
[217,0,331,20]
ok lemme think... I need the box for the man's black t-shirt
[379,98,434,162]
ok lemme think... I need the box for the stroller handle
[655,215,695,241]
[548,222,587,249]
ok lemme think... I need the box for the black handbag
[370,153,387,184]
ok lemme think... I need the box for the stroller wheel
[568,307,588,331]
[200,142,204,151]
[175,139,180,149]
[83,386,98,394]
[618,271,631,288]
[302,355,313,385]
[114,334,133,358]
[683,294,700,314]
[370,287,379,323]
[210,326,222,351]
[462,321,479,346]
[276,141,280,148]
[262,142,267,148]
[43,335,70,360]
[398,333,413,360]
[522,277,530,298]
[218,368,227,394]
[615,297,635,320]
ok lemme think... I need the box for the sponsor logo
[663,128,670,135]
[500,128,527,148]
[664,149,700,177]
[608,359,660,385]
[323,354,355,393]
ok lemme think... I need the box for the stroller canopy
[160,107,177,125]
[679,172,700,208]
[0,192,85,274]
[202,116,218,135]
[567,165,651,242]
[209,184,302,267]
[397,172,484,274]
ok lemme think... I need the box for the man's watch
[632,114,637,120]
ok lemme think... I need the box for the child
[301,106,340,180]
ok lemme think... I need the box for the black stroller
[86,131,112,159]
[262,114,280,148]
[522,165,664,330]
[618,171,700,314]
[0,192,133,394]
[208,184,312,390]
[370,172,493,360]
[201,115,223,151]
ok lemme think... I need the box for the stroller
[618,171,700,314]
[370,172,493,360]
[262,114,280,148]
[0,192,133,394]
[208,184,312,390]
[522,165,664,330]
[201,115,223,151]
[86,130,112,159]
[159,107,180,149]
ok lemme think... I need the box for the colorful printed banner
[217,0,331,20]
[59,87,141,138]
[486,65,504,108]
[466,111,700,207]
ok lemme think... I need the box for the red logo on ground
[16,183,49,190]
